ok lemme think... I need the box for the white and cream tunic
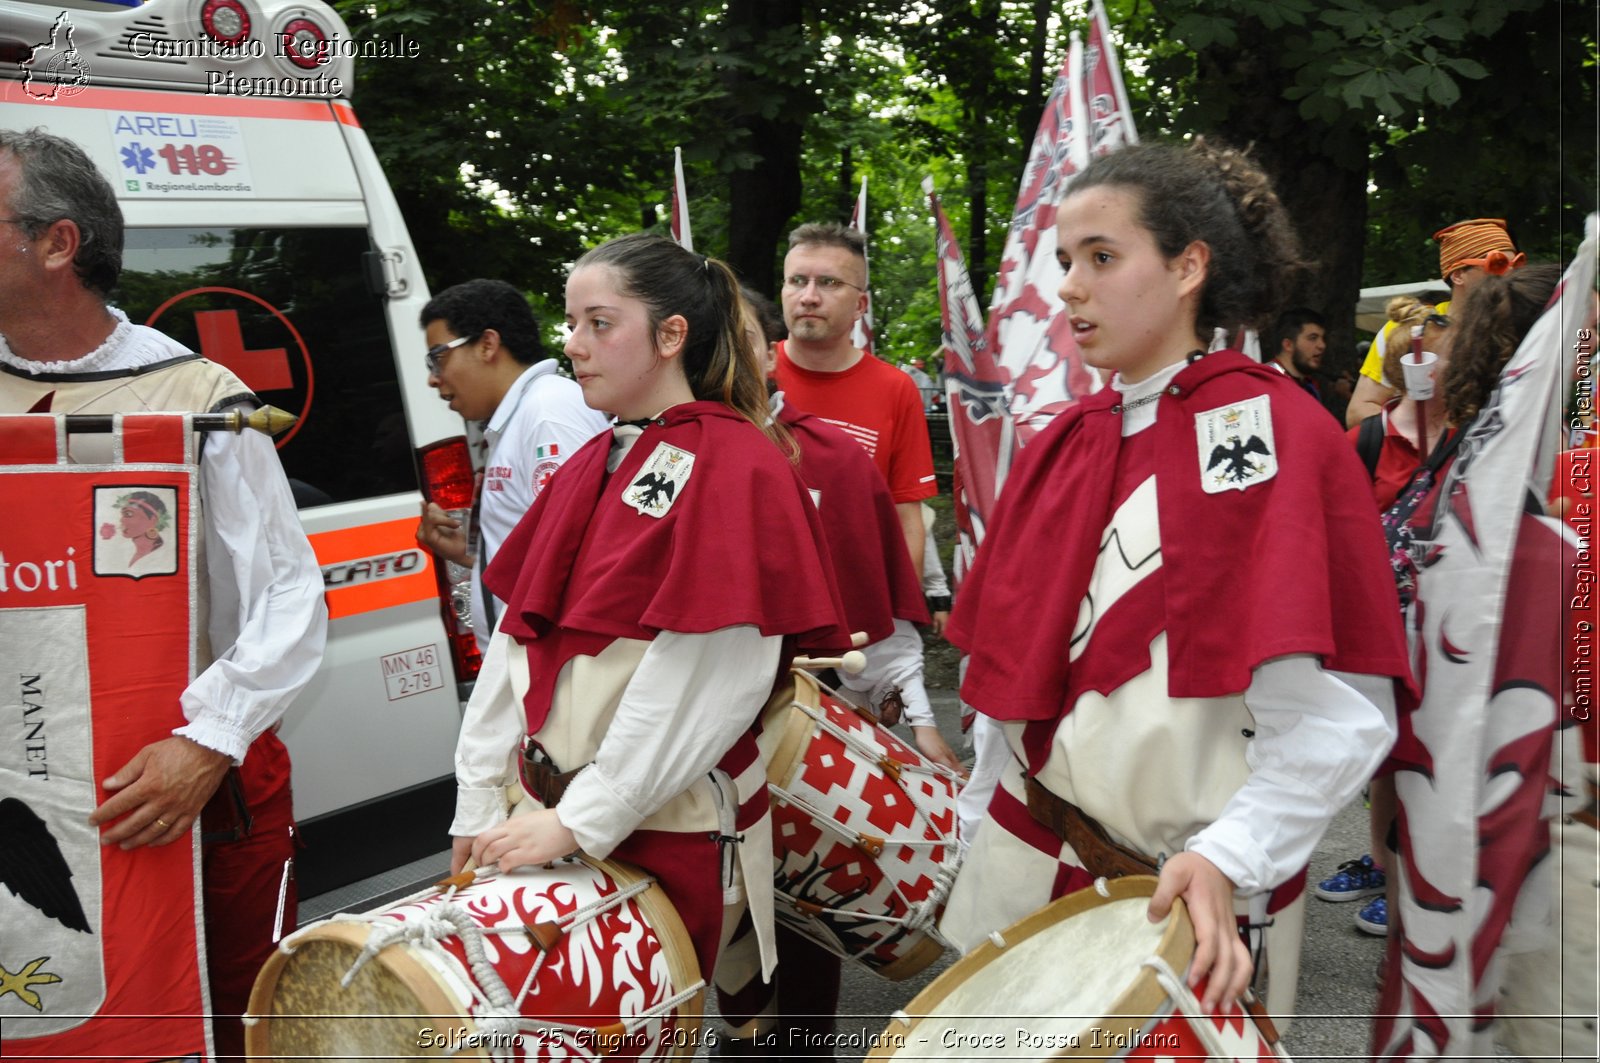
[941,361,1397,1018]
[0,309,325,762]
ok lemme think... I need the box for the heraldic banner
[0,413,210,1060]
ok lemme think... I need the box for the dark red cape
[947,352,1415,722]
[485,401,850,652]
[781,403,930,643]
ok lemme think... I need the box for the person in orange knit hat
[1346,218,1525,427]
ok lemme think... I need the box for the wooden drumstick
[792,650,867,675]
[851,630,868,648]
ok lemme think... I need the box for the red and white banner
[945,5,1140,526]
[669,146,694,253]
[0,414,210,1059]
[982,29,1096,456]
[1374,217,1598,1058]
[1086,0,1139,155]
[848,175,876,356]
[925,175,1003,579]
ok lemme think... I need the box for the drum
[245,854,705,1061]
[866,876,1288,1061]
[759,669,963,980]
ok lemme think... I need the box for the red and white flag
[1374,216,1598,1059]
[982,29,1098,467]
[1086,0,1139,154]
[848,175,875,355]
[941,5,1140,547]
[0,414,211,1059]
[924,175,1001,577]
[669,146,693,252]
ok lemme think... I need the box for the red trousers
[200,730,297,1061]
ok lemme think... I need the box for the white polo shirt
[471,360,608,650]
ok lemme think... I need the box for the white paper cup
[1401,350,1439,401]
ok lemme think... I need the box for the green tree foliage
[334,0,1592,370]
[1131,0,1589,366]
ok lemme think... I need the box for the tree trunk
[1197,42,1369,381]
[724,0,808,295]
[964,0,1003,305]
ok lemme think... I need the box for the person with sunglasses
[415,279,608,653]
[774,222,938,585]
[1345,218,1525,427]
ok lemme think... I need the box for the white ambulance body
[0,0,479,893]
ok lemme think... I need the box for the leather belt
[1023,774,1160,880]
[520,746,584,808]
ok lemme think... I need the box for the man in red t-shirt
[775,221,938,578]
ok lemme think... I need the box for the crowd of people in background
[5,119,1591,1062]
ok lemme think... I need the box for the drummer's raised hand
[471,808,579,871]
[913,725,967,777]
[1147,852,1250,1012]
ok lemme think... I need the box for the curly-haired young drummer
[940,140,1413,1015]
[451,233,848,984]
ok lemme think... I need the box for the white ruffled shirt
[452,421,781,852]
[0,308,327,762]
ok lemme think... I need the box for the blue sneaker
[1355,895,1388,935]
[1314,854,1386,902]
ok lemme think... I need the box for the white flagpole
[1092,0,1139,145]
[670,146,693,252]
[849,174,875,354]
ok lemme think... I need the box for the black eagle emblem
[0,797,91,933]
[1207,434,1271,483]
[630,471,676,509]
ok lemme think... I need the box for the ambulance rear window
[113,226,416,507]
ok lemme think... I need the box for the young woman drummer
[450,232,848,984]
[939,140,1414,1014]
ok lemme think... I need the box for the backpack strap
[1356,412,1385,479]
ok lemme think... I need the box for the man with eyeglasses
[775,222,938,581]
[415,279,607,657]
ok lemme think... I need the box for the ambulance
[0,0,480,895]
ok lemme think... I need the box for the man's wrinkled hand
[89,737,231,850]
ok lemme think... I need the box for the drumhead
[866,877,1193,1060]
[246,919,473,1060]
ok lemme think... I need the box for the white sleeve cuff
[450,786,512,838]
[1186,796,1283,894]
[173,718,250,764]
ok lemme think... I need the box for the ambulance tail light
[198,0,253,47]
[416,437,482,688]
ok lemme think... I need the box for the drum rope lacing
[770,698,963,956]
[285,864,706,1062]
